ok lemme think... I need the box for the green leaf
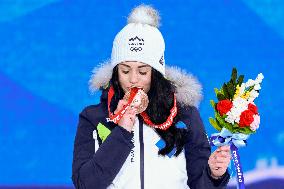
[237,75,244,86]
[210,100,216,108]
[214,88,220,96]
[247,86,254,92]
[231,68,237,84]
[214,116,223,129]
[235,127,255,135]
[232,123,239,128]
[217,93,226,101]
[209,117,222,131]
[215,112,236,133]
[215,113,225,125]
[222,83,230,99]
[227,82,235,98]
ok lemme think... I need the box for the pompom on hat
[111,4,166,75]
[89,5,203,108]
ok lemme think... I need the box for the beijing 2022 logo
[128,36,144,52]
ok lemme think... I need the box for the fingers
[217,145,230,152]
[125,108,137,117]
[216,151,230,159]
[208,145,231,178]
[115,99,139,114]
[123,114,135,123]
[214,156,230,163]
[116,102,138,131]
[114,99,128,114]
[215,146,231,158]
[210,153,231,165]
[118,99,128,107]
[118,110,136,132]
[214,162,229,169]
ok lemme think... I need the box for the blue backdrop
[0,0,283,188]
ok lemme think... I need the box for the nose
[129,71,139,85]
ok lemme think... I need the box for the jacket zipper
[138,116,144,189]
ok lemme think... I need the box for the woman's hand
[208,145,231,179]
[114,99,137,132]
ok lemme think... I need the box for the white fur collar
[89,61,203,107]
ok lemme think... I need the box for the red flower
[248,103,258,114]
[216,99,233,116]
[239,110,254,127]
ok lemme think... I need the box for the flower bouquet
[209,68,264,189]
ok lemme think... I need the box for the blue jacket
[72,63,230,188]
[72,93,229,189]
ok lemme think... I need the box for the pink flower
[250,114,260,131]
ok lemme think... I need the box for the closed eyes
[121,70,148,75]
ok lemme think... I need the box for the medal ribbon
[107,86,138,124]
[107,86,177,130]
[140,96,177,130]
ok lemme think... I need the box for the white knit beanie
[111,5,165,75]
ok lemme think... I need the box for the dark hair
[110,66,188,156]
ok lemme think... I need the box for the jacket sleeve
[72,107,134,189]
[183,106,230,189]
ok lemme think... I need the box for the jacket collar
[89,60,203,107]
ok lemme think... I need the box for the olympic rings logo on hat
[128,36,144,52]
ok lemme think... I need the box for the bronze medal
[123,88,149,114]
